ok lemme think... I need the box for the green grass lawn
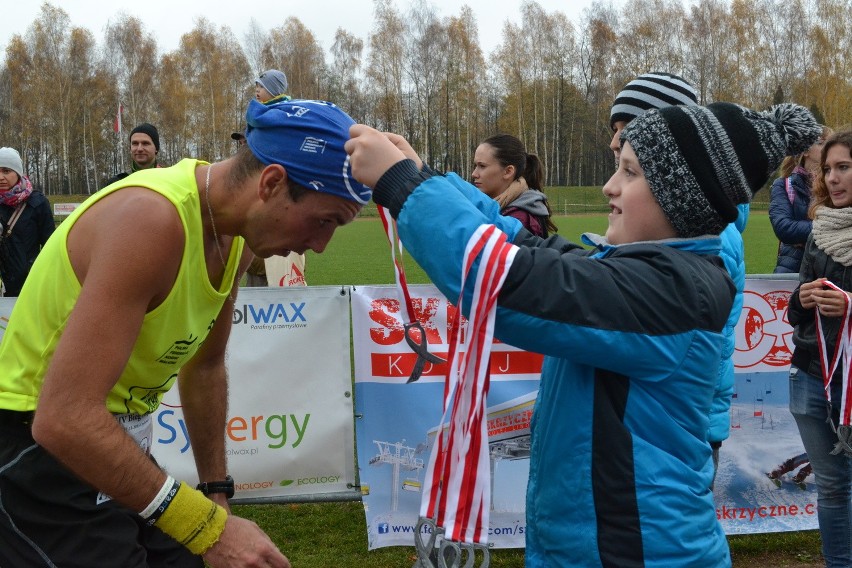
[49,194,818,566]
[303,209,782,285]
[231,500,822,567]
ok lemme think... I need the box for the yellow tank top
[0,159,245,414]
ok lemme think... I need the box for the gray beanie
[621,102,821,237]
[610,72,698,129]
[256,69,288,98]
[0,147,24,178]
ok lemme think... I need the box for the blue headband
[245,99,372,205]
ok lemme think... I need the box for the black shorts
[0,411,203,567]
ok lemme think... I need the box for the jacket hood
[581,232,724,257]
[502,189,550,216]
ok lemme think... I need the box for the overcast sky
[2,0,621,58]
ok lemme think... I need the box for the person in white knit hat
[0,147,55,296]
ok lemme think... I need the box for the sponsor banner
[734,279,797,372]
[719,277,816,534]
[154,286,356,498]
[0,286,356,500]
[352,285,535,550]
[351,280,817,551]
[53,202,81,216]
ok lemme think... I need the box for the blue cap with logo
[245,98,372,205]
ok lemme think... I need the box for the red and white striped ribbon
[377,206,445,382]
[815,280,852,427]
[420,224,517,544]
[378,205,418,324]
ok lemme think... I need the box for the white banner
[0,286,356,501]
[718,277,817,534]
[352,285,539,549]
[734,278,798,371]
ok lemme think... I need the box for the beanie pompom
[766,103,822,156]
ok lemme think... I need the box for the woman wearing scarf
[471,134,558,238]
[0,147,55,296]
[787,129,852,567]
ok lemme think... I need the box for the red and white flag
[113,103,123,134]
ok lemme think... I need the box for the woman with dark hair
[471,134,557,237]
[787,129,852,567]
[769,125,832,273]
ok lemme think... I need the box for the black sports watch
[197,475,235,498]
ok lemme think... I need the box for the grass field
[300,209,782,285]
[49,194,821,566]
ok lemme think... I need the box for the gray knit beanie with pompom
[621,102,821,237]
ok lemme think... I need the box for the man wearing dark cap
[0,99,370,568]
[104,122,162,187]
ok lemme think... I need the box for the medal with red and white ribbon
[415,224,516,566]
[378,200,518,566]
[814,279,852,456]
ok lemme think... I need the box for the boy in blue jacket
[609,72,749,482]
[346,103,819,567]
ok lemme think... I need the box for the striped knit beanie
[621,102,821,237]
[610,72,698,128]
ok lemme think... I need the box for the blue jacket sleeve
[707,218,747,444]
[769,178,811,244]
[391,171,732,378]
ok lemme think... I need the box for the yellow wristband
[154,482,228,555]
